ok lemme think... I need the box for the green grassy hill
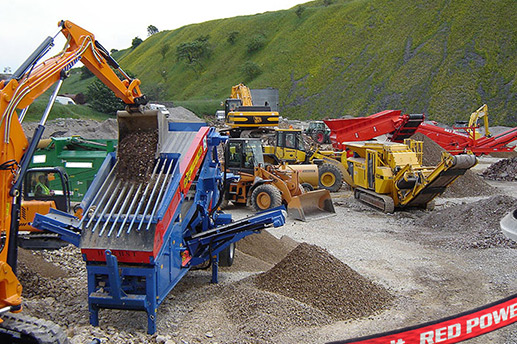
[93,0,517,125]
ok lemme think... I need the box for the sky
[1,0,307,72]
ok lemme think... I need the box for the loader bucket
[117,109,168,158]
[287,189,336,222]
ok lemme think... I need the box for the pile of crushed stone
[253,243,393,320]
[418,195,517,249]
[22,118,118,140]
[222,282,331,342]
[482,157,517,181]
[411,132,496,198]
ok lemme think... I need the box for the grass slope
[90,0,517,126]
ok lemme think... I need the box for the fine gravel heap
[116,129,158,183]
[253,243,393,320]
[482,157,517,181]
[418,194,517,249]
[410,132,496,198]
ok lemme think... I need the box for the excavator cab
[23,167,71,213]
[19,167,71,249]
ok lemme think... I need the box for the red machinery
[415,121,517,156]
[324,110,424,150]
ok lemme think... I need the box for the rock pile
[253,243,393,320]
[419,195,517,249]
[482,157,517,181]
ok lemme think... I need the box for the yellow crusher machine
[343,140,478,212]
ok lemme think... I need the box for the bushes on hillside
[227,31,239,45]
[176,35,212,69]
[247,34,266,54]
[242,61,262,81]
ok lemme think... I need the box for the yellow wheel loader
[343,139,478,212]
[223,138,335,221]
[263,128,351,192]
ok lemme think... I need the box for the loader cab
[23,167,71,213]
[272,129,307,163]
[226,138,264,174]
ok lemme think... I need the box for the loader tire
[251,184,282,212]
[318,163,343,192]
[301,182,314,192]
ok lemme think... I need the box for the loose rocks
[418,195,517,249]
[482,157,517,181]
[116,129,158,182]
[254,243,393,320]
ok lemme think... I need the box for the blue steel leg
[146,269,157,334]
[89,304,99,327]
[105,250,123,300]
[211,254,219,284]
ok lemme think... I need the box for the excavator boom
[0,19,149,341]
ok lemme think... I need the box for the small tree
[295,5,306,18]
[86,80,124,114]
[79,65,94,80]
[131,37,143,49]
[242,61,262,81]
[227,31,239,45]
[176,36,212,67]
[160,43,170,59]
[323,0,332,6]
[147,25,159,36]
[247,34,266,54]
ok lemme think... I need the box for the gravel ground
[16,172,517,343]
[14,119,517,343]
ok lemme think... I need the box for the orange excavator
[0,20,148,342]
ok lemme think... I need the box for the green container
[29,136,117,202]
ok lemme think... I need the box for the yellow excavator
[343,139,478,212]
[223,138,335,221]
[222,83,279,138]
[0,20,149,342]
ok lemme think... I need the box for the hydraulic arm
[0,19,147,338]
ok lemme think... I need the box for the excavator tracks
[354,188,395,213]
[0,313,69,344]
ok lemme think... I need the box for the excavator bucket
[287,189,335,222]
[117,109,168,158]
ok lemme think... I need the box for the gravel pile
[410,132,496,198]
[418,195,517,249]
[254,243,393,320]
[116,129,158,182]
[23,118,118,140]
[482,157,517,181]
[222,282,331,342]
